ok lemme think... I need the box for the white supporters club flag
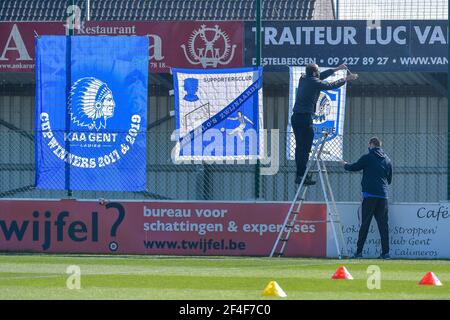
[172,67,264,162]
[287,66,347,161]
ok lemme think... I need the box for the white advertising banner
[327,203,450,259]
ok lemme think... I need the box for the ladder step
[274,252,283,257]
[294,219,337,223]
[296,219,328,223]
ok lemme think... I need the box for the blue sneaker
[378,253,391,260]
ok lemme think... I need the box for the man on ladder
[270,64,359,258]
[291,63,358,186]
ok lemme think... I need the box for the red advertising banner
[0,200,326,257]
[0,21,244,73]
[0,22,63,72]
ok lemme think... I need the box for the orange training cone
[419,272,442,286]
[332,266,354,280]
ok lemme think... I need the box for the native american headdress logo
[69,77,116,130]
[313,92,332,123]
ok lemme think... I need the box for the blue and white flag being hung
[35,36,148,191]
[287,67,347,161]
[172,67,263,162]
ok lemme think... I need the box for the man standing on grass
[341,137,393,259]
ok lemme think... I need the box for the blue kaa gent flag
[35,36,148,191]
[172,67,263,161]
[287,66,347,161]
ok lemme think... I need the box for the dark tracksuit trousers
[291,112,314,179]
[357,197,390,255]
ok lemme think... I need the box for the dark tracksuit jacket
[344,147,393,198]
[344,147,393,255]
[291,69,347,179]
[293,69,346,114]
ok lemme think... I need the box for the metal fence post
[254,0,262,199]
[448,49,450,200]
[64,0,75,198]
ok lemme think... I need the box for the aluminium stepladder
[269,132,349,258]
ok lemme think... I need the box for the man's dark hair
[305,64,318,77]
[369,137,382,147]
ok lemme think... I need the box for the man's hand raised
[345,73,359,81]
[335,64,348,71]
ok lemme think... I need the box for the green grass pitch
[0,254,449,300]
